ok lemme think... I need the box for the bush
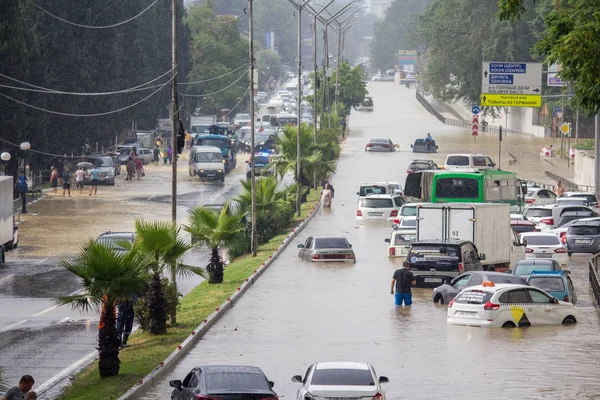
[135,278,180,330]
[574,139,594,151]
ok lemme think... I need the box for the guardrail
[589,253,600,308]
[415,91,445,123]
[544,171,594,193]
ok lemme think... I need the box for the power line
[29,0,160,29]
[181,70,248,98]
[222,85,251,118]
[179,63,248,85]
[0,76,173,117]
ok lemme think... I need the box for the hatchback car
[527,270,576,304]
[385,227,416,258]
[170,365,277,400]
[509,258,563,278]
[519,232,568,267]
[525,187,557,205]
[447,283,578,327]
[365,138,396,152]
[356,194,404,221]
[433,271,527,305]
[291,362,389,400]
[297,236,356,263]
[406,159,440,173]
[566,217,600,254]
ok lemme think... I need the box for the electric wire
[181,70,248,98]
[222,85,251,118]
[179,63,248,85]
[29,0,159,29]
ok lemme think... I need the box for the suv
[524,204,598,230]
[444,154,496,170]
[407,239,485,287]
[561,192,599,207]
[356,194,404,221]
[246,153,275,180]
[407,160,440,173]
[566,217,600,254]
[86,156,116,185]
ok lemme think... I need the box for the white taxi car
[447,282,578,327]
[519,232,569,267]
[291,362,389,400]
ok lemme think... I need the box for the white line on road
[0,274,14,284]
[35,258,49,265]
[0,319,30,332]
[32,289,81,317]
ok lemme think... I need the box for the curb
[117,198,322,400]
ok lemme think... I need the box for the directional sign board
[481,62,542,108]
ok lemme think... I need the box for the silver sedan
[365,138,396,152]
[297,236,356,263]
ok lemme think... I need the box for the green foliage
[574,139,594,151]
[134,278,180,331]
[370,0,433,70]
[415,0,541,106]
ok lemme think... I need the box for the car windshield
[524,208,552,218]
[454,289,494,304]
[191,126,210,134]
[311,369,375,386]
[511,224,536,234]
[235,114,250,121]
[362,198,393,208]
[526,190,536,197]
[255,134,272,142]
[529,276,565,292]
[195,152,222,162]
[435,178,479,198]
[524,235,560,246]
[89,157,112,167]
[409,162,431,170]
[205,373,270,392]
[196,138,227,149]
[394,234,415,245]
[359,186,387,197]
[446,156,470,166]
[514,261,556,275]
[569,225,600,235]
[252,156,269,164]
[401,206,417,217]
[314,238,350,249]
[370,139,390,144]
[361,98,373,106]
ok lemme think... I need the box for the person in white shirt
[74,167,86,195]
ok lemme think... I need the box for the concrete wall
[574,150,595,187]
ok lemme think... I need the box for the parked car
[95,231,135,253]
[509,258,563,278]
[525,187,557,205]
[170,365,277,400]
[519,232,568,267]
[297,235,356,263]
[511,220,538,234]
[356,194,405,221]
[433,271,527,305]
[447,283,578,327]
[136,148,154,165]
[561,191,599,207]
[385,227,416,258]
[356,183,395,204]
[555,197,590,207]
[375,181,403,196]
[365,138,396,152]
[523,204,598,230]
[85,156,116,185]
[565,217,600,255]
[291,362,389,400]
[407,159,440,173]
[358,96,374,111]
[444,153,496,170]
[410,138,438,153]
[526,270,576,304]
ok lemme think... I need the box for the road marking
[35,258,48,265]
[33,289,81,317]
[0,319,30,332]
[0,274,14,284]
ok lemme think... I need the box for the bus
[430,169,527,211]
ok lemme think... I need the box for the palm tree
[58,241,149,377]
[234,176,285,212]
[184,203,244,284]
[132,220,206,333]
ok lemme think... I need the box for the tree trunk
[206,246,224,284]
[97,299,120,377]
[147,273,167,334]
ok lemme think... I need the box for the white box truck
[190,115,217,134]
[0,176,16,266]
[416,203,522,271]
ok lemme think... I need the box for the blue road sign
[472,105,480,115]
[489,63,527,74]
[489,74,514,84]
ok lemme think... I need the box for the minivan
[188,146,225,182]
[444,154,496,170]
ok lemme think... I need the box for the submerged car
[433,271,527,305]
[365,138,396,152]
[526,270,577,304]
[297,236,356,263]
[410,139,438,153]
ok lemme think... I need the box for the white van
[189,146,225,182]
[444,153,496,170]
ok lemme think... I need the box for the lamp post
[248,0,258,256]
[19,142,30,176]
[332,9,362,113]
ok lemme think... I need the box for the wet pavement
[141,84,600,400]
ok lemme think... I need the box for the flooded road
[142,84,600,400]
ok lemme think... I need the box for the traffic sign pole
[472,114,479,141]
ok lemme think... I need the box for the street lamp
[0,152,10,161]
[19,142,31,176]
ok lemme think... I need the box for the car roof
[368,138,390,141]
[515,259,556,265]
[364,194,397,199]
[511,220,535,225]
[410,159,435,163]
[563,191,595,196]
[191,146,222,153]
[198,365,264,374]
[311,235,348,240]
[446,153,489,157]
[519,232,558,238]
[97,231,135,239]
[464,283,531,293]
[314,362,370,370]
[571,218,600,226]
[557,197,588,201]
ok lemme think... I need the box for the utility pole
[595,113,600,196]
[249,0,257,256]
[575,109,579,145]
[332,9,360,113]
[170,0,179,321]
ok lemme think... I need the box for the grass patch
[58,194,320,400]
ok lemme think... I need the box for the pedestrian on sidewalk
[88,165,100,196]
[75,167,85,195]
[554,180,566,196]
[15,175,28,213]
[49,166,59,195]
[135,157,144,180]
[391,261,416,307]
[116,295,137,349]
[62,168,71,197]
[1,374,35,400]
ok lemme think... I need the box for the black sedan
[432,271,527,305]
[170,365,277,400]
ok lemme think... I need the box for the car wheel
[502,321,516,328]
[562,316,577,325]
[433,294,444,304]
[568,251,573,256]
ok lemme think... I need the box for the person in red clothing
[135,157,144,180]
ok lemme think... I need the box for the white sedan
[292,362,389,400]
[520,232,569,267]
[448,283,578,327]
[525,187,557,206]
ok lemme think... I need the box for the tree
[337,63,368,116]
[58,241,149,377]
[184,204,244,284]
[132,220,205,333]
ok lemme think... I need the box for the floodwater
[141,83,600,400]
